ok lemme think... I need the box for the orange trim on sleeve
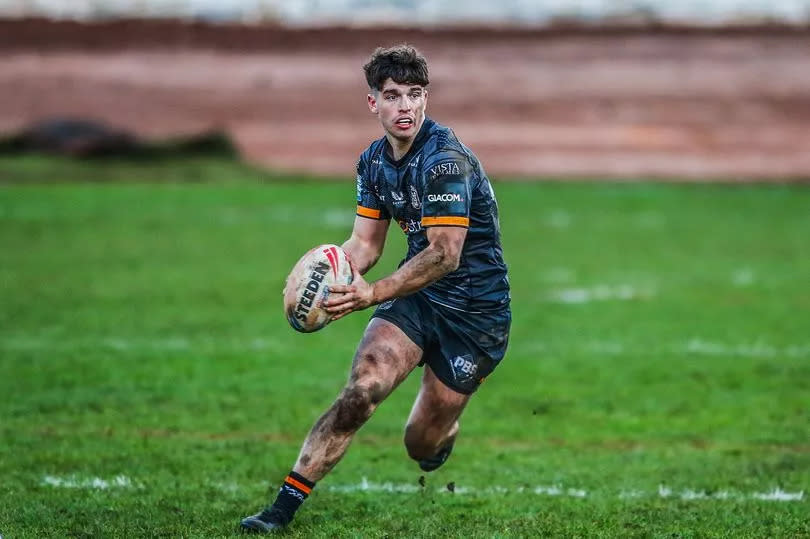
[421,216,470,227]
[356,205,382,219]
[285,476,312,495]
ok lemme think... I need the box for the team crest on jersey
[408,185,421,209]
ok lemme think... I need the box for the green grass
[1,156,809,537]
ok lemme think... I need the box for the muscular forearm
[371,243,457,304]
[341,236,381,276]
[325,227,465,320]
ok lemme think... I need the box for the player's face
[368,79,428,143]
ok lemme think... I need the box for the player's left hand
[324,255,376,320]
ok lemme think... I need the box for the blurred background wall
[1,1,809,180]
[2,0,810,25]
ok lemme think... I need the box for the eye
[385,94,397,101]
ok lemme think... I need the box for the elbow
[434,243,461,274]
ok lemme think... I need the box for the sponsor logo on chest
[429,162,460,179]
[390,190,406,208]
[427,193,463,203]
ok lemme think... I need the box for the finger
[330,305,356,320]
[323,293,356,307]
[326,299,357,313]
[328,285,355,295]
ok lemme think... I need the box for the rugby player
[241,44,511,533]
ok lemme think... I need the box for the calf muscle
[292,319,421,481]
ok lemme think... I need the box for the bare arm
[341,216,390,275]
[369,226,465,303]
[326,225,467,319]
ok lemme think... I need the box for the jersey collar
[383,116,435,168]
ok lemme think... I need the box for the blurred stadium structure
[1,1,809,180]
[2,0,810,25]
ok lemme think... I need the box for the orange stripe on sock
[357,205,382,219]
[285,476,312,495]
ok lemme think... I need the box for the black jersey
[356,117,510,313]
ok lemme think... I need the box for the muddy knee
[404,419,460,460]
[332,380,387,433]
[403,423,441,460]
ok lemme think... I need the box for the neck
[386,134,413,161]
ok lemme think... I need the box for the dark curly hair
[363,44,429,92]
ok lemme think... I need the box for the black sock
[266,471,316,525]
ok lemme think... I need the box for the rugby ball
[284,244,353,333]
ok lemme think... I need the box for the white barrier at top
[1,0,809,25]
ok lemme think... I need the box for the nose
[398,95,412,112]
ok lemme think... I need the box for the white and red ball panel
[283,244,352,332]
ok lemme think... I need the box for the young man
[241,44,511,533]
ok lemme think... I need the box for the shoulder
[422,120,475,172]
[357,137,387,170]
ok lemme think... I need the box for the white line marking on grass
[635,212,665,228]
[217,207,351,229]
[41,475,138,490]
[545,210,571,228]
[211,481,240,493]
[249,338,275,350]
[753,488,804,501]
[321,480,804,502]
[328,481,587,498]
[661,489,735,501]
[321,209,355,228]
[44,475,794,503]
[686,339,810,359]
[102,337,191,351]
[731,268,755,287]
[326,477,420,494]
[547,285,655,304]
[186,478,807,503]
[680,489,708,500]
[542,267,575,284]
[585,340,625,355]
[2,335,283,353]
[533,485,563,496]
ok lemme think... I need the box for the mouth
[394,117,414,129]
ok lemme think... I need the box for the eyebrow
[381,87,423,95]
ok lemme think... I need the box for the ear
[367,93,378,114]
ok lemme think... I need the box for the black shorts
[371,292,511,394]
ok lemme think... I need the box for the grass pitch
[1,156,808,537]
